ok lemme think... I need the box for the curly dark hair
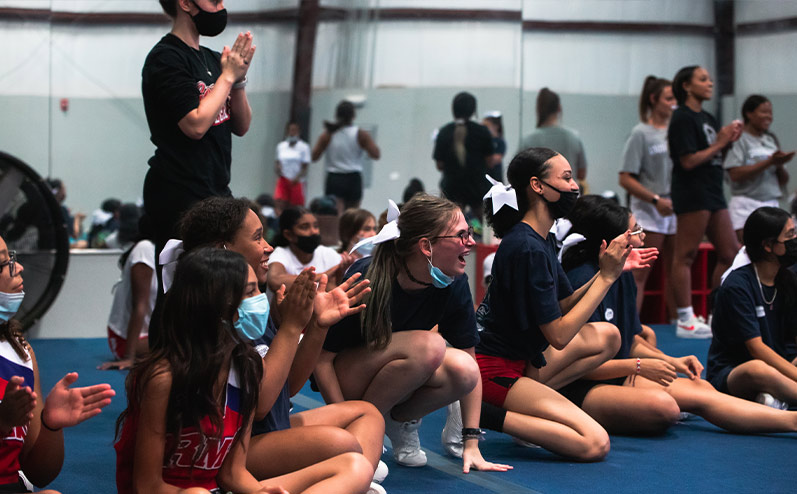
[179,197,253,252]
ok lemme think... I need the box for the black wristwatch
[651,194,660,205]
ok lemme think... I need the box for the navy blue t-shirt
[476,222,574,366]
[707,264,797,384]
[566,263,641,359]
[323,257,480,353]
[251,316,292,435]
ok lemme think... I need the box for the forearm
[559,273,598,313]
[727,158,773,183]
[314,352,345,404]
[178,75,235,139]
[21,423,64,487]
[751,346,797,382]
[288,320,329,396]
[230,87,252,136]
[125,307,148,360]
[619,173,656,202]
[582,359,634,381]
[257,328,303,418]
[549,276,615,349]
[680,143,725,170]
[776,165,789,185]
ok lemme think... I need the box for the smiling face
[0,237,24,294]
[746,101,773,134]
[628,214,646,248]
[654,85,676,118]
[428,210,475,277]
[228,210,273,285]
[533,154,578,200]
[684,67,713,102]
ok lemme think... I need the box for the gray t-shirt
[724,131,781,201]
[620,123,672,196]
[519,125,587,176]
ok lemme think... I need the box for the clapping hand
[623,247,658,272]
[41,372,114,430]
[0,376,36,433]
[313,272,371,328]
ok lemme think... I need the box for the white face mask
[0,291,24,323]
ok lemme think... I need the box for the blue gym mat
[33,326,797,493]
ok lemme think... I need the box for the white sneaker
[367,482,387,494]
[385,417,427,467]
[676,315,712,339]
[441,401,464,458]
[373,460,388,484]
[512,436,542,449]
[756,392,788,410]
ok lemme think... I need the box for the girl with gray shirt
[619,76,677,331]
[725,95,794,241]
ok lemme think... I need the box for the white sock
[677,307,694,322]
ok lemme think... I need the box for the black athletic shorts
[325,172,363,205]
[558,377,626,408]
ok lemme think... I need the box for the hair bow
[483,175,517,213]
[349,200,401,255]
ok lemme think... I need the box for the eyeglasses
[0,251,16,277]
[630,226,645,236]
[435,226,474,245]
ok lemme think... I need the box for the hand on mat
[623,247,658,272]
[0,376,36,433]
[98,358,133,371]
[42,372,115,429]
[313,272,370,328]
[462,444,513,474]
[669,355,703,380]
[599,231,633,281]
[278,268,316,333]
[638,359,677,386]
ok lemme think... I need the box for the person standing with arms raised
[142,0,254,345]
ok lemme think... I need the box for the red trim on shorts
[476,353,526,407]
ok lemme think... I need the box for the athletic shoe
[676,315,712,339]
[441,401,464,458]
[367,482,387,494]
[756,392,788,410]
[385,417,427,467]
[512,436,542,448]
[373,460,388,484]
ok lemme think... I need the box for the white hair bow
[158,238,184,293]
[483,175,517,213]
[557,232,586,262]
[349,200,401,255]
[720,246,750,285]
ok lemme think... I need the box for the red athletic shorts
[107,328,146,360]
[274,176,305,206]
[477,354,526,407]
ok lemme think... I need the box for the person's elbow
[232,122,250,137]
[369,148,381,160]
[177,117,208,141]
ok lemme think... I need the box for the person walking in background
[519,88,588,186]
[667,65,742,339]
[274,121,311,214]
[483,111,507,182]
[725,95,794,243]
[434,92,494,236]
[619,76,678,327]
[141,0,255,346]
[312,101,380,212]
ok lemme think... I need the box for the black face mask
[539,179,579,219]
[191,0,227,37]
[295,234,322,254]
[777,238,797,267]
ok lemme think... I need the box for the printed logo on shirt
[1,424,26,443]
[702,123,721,166]
[166,432,235,471]
[648,142,668,156]
[755,305,766,318]
[197,81,231,126]
[604,308,614,321]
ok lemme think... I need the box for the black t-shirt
[707,264,797,383]
[323,257,480,353]
[251,316,291,435]
[476,222,574,366]
[433,121,494,207]
[567,264,641,360]
[142,33,233,199]
[667,106,725,213]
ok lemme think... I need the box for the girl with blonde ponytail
[315,194,511,474]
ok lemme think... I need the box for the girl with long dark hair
[473,148,646,460]
[708,206,797,409]
[558,196,797,435]
[315,194,510,474]
[725,95,794,242]
[668,65,742,338]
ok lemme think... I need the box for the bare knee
[575,429,610,462]
[646,392,680,432]
[410,332,447,373]
[444,350,480,396]
[735,359,781,389]
[584,322,621,356]
[336,452,374,482]
[317,427,362,456]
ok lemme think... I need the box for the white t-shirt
[268,245,342,275]
[107,240,157,338]
[276,139,311,181]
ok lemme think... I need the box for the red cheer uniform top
[0,341,34,485]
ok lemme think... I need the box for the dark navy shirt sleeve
[714,284,762,343]
[527,247,565,326]
[668,109,700,158]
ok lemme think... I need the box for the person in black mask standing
[266,207,354,294]
[142,0,254,345]
[708,207,797,410]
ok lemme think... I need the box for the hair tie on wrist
[40,409,61,432]
[462,427,483,440]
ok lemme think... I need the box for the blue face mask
[234,293,270,341]
[427,247,454,289]
[0,291,24,323]
[354,239,374,257]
